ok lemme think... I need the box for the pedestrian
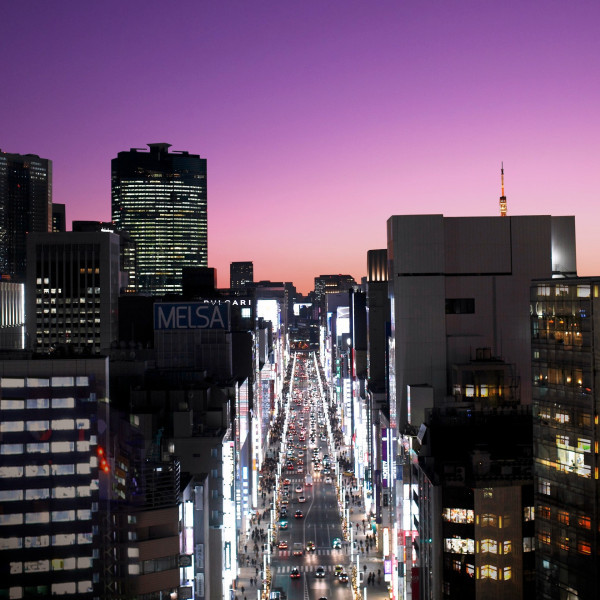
[241,586,245,594]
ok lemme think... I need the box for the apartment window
[578,541,591,555]
[25,535,49,548]
[578,515,591,530]
[538,530,551,545]
[539,479,551,496]
[523,537,534,552]
[1,421,24,432]
[0,490,23,502]
[557,511,570,525]
[446,298,475,314]
[480,539,497,553]
[480,565,498,580]
[25,489,50,500]
[503,540,512,554]
[503,567,512,580]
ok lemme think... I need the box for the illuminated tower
[499,162,507,217]
[111,143,207,295]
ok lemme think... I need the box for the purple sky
[2,0,598,294]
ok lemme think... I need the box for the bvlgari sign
[154,302,230,330]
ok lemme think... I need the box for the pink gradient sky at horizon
[2,0,598,295]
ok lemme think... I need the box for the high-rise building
[111,143,207,295]
[230,261,253,289]
[0,356,110,599]
[26,231,121,353]
[386,214,577,599]
[52,203,66,232]
[531,277,599,600]
[313,274,356,323]
[0,150,52,281]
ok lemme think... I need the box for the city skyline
[1,0,599,294]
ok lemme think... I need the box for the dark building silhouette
[111,143,207,295]
[0,150,52,281]
[52,203,66,232]
[230,261,253,289]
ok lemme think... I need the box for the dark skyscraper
[0,150,52,281]
[111,143,207,295]
[230,261,253,289]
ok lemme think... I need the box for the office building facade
[230,261,253,289]
[0,150,52,281]
[111,143,207,295]
[531,278,600,600]
[26,231,121,353]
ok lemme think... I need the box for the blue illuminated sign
[154,302,229,330]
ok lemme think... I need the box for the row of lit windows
[537,531,592,554]
[0,464,100,478]
[9,556,92,571]
[1,532,93,550]
[0,485,91,501]
[0,377,88,388]
[0,418,90,432]
[6,581,92,596]
[1,397,76,409]
[0,510,93,526]
[1,442,91,455]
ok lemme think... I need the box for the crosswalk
[278,549,344,557]
[274,564,346,574]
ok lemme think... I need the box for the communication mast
[499,162,507,217]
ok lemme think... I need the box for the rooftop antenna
[499,162,507,217]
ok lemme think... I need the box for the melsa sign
[154,302,229,330]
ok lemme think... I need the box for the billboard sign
[154,302,229,330]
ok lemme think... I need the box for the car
[298,451,305,457]
[334,565,343,577]
[339,572,349,583]
[315,566,325,578]
[332,537,342,549]
[324,476,332,484]
[323,468,331,475]
[292,542,303,556]
[278,540,288,549]
[297,466,304,473]
[298,496,306,503]
[295,485,303,493]
[283,478,291,485]
[279,520,288,529]
[306,541,316,552]
[294,510,303,518]
[281,499,289,505]
[290,567,301,579]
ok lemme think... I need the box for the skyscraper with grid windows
[111,143,207,295]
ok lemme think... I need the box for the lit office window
[27,443,50,454]
[26,378,50,387]
[25,512,50,524]
[1,444,24,455]
[0,537,22,550]
[51,441,75,453]
[52,510,75,522]
[51,419,75,430]
[52,397,75,408]
[0,378,24,387]
[1,421,24,432]
[77,509,92,520]
[24,535,49,548]
[26,465,49,477]
[0,490,23,502]
[52,534,76,546]
[0,399,24,409]
[0,466,24,478]
[52,487,76,499]
[51,377,74,387]
[26,420,49,432]
[24,560,50,573]
[78,532,93,544]
[51,583,76,595]
[51,557,76,571]
[26,398,49,409]
[0,514,23,526]
[51,464,74,476]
